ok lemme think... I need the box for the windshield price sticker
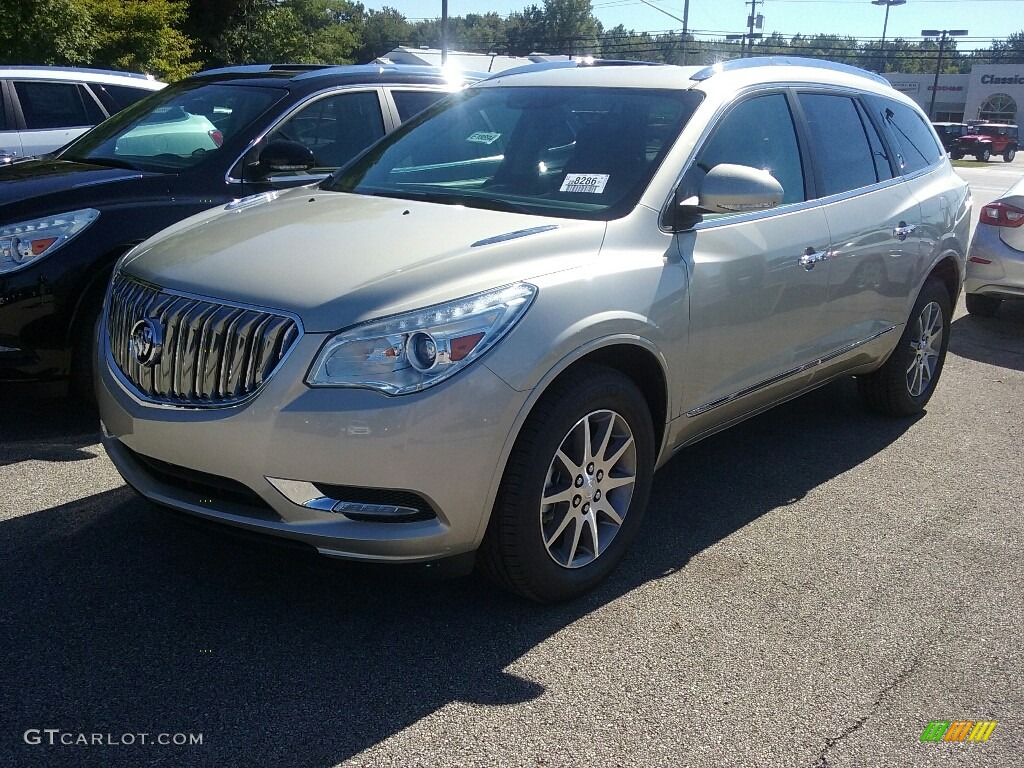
[467,132,501,144]
[560,173,609,194]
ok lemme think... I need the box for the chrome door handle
[893,222,917,241]
[798,248,829,270]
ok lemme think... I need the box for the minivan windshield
[324,86,703,220]
[59,82,284,172]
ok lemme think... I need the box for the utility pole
[680,0,690,66]
[922,29,968,120]
[744,0,763,58]
[441,0,448,65]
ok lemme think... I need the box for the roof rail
[195,63,335,77]
[488,58,661,78]
[0,65,155,80]
[690,56,890,87]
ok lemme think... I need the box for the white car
[0,66,165,162]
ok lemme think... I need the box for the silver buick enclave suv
[97,58,970,602]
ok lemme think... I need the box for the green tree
[214,0,361,67]
[0,0,96,66]
[84,0,198,80]
[354,6,411,61]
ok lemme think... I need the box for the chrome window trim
[225,85,388,185]
[660,82,932,232]
[104,273,306,411]
[658,83,806,232]
[685,325,896,417]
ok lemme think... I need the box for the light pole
[922,29,968,120]
[871,0,906,73]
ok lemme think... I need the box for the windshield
[324,86,703,220]
[59,82,285,172]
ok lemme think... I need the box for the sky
[377,0,1019,53]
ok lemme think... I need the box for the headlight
[307,283,536,395]
[0,209,100,274]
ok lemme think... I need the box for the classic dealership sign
[981,74,1024,85]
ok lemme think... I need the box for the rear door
[0,80,24,161]
[12,79,107,155]
[796,90,920,353]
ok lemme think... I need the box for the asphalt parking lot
[2,162,1022,767]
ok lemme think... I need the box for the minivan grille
[107,274,300,406]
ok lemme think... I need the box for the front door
[673,91,833,424]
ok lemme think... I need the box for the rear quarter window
[870,97,942,175]
[91,83,155,114]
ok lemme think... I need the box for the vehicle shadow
[0,384,100,467]
[0,379,917,767]
[949,301,1024,372]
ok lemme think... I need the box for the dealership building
[884,64,1021,124]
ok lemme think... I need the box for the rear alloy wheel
[858,277,951,416]
[976,148,991,162]
[1004,147,1017,163]
[478,364,654,602]
[966,293,1001,317]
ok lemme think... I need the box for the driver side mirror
[669,163,785,231]
[258,140,316,177]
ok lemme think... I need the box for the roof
[475,56,903,99]
[0,66,164,87]
[189,63,483,89]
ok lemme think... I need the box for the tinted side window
[856,100,894,183]
[14,81,91,129]
[79,85,106,124]
[91,83,154,113]
[688,93,806,205]
[799,93,883,196]
[871,97,942,174]
[266,90,385,173]
[391,90,445,123]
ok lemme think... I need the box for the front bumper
[965,224,1024,299]
[98,330,531,564]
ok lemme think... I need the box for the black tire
[965,293,1001,317]
[950,150,964,160]
[976,148,991,162]
[858,277,951,417]
[477,364,655,603]
[69,301,102,407]
[1004,147,1017,163]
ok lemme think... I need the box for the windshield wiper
[368,190,532,214]
[64,156,143,172]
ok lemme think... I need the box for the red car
[952,123,1018,162]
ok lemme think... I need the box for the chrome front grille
[107,274,301,406]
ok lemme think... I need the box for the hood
[120,187,606,332]
[0,158,158,219]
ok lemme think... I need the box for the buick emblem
[130,318,163,367]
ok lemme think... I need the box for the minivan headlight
[0,209,100,274]
[307,283,536,395]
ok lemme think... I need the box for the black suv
[931,121,968,153]
[0,64,476,394]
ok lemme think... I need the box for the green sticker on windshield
[467,132,501,144]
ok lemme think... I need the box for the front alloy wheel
[540,409,637,568]
[478,364,655,602]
